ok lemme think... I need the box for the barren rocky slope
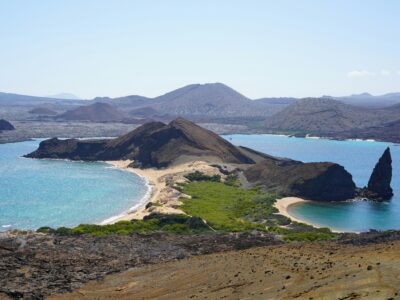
[264,98,400,134]
[0,231,280,299]
[1,231,398,300]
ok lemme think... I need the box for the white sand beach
[274,197,310,223]
[103,160,222,223]
[274,197,350,233]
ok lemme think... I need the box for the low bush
[185,171,221,182]
[37,214,210,236]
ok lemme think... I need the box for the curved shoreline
[101,160,218,224]
[101,161,158,223]
[100,162,153,225]
[274,197,353,233]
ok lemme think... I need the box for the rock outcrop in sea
[359,147,393,201]
[0,119,15,131]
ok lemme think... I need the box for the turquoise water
[224,134,400,232]
[0,139,148,231]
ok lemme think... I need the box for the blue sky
[0,0,399,99]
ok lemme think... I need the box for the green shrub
[282,231,335,242]
[224,173,240,187]
[37,226,54,234]
[37,214,210,236]
[185,171,221,182]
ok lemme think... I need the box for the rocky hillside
[0,119,15,130]
[264,98,399,134]
[245,147,393,201]
[57,102,125,122]
[244,159,356,201]
[25,118,255,167]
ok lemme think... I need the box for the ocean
[0,139,149,231]
[224,134,400,232]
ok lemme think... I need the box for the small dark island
[0,119,15,131]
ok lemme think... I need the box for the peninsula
[26,118,392,203]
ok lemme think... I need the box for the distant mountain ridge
[264,98,400,139]
[0,92,83,106]
[330,93,400,108]
[46,93,81,100]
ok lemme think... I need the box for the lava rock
[367,147,393,199]
[363,147,393,200]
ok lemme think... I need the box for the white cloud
[347,70,375,78]
[380,69,392,76]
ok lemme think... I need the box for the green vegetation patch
[179,180,336,240]
[185,171,221,182]
[180,181,276,231]
[37,213,210,236]
[268,223,336,241]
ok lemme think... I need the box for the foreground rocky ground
[0,231,280,299]
[2,231,400,299]
[51,233,400,300]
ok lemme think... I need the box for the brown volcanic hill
[57,102,124,122]
[29,107,58,115]
[244,159,356,201]
[0,119,15,130]
[149,83,286,118]
[26,118,255,167]
[264,98,397,134]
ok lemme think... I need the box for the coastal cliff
[244,159,356,201]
